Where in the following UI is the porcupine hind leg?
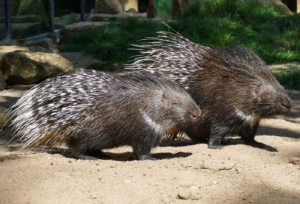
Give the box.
[67,137,111,160]
[239,122,268,149]
[208,124,230,149]
[239,122,259,143]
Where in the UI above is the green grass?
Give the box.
[60,0,300,89]
[61,18,166,65]
[272,70,300,90]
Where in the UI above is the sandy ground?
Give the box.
[0,53,299,204]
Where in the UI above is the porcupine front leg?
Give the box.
[132,144,157,160]
[208,124,230,149]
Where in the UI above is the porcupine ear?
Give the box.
[162,92,180,105]
[162,92,169,102]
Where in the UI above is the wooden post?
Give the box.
[5,0,12,39]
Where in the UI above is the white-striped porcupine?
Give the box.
[9,69,201,160]
[126,31,291,149]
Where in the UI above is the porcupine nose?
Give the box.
[280,96,292,114]
[188,106,201,121]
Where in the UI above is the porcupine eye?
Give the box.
[172,99,181,105]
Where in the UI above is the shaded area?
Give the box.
[258,125,300,138]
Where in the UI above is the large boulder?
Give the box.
[0,51,73,85]
[0,45,28,62]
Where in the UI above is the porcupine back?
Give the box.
[9,69,201,160]
[126,31,291,149]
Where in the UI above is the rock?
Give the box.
[0,46,28,61]
[87,14,130,22]
[27,46,53,53]
[201,159,236,171]
[63,22,111,32]
[0,152,19,162]
[289,157,300,165]
[51,160,58,165]
[260,0,294,15]
[26,38,59,54]
[54,14,76,27]
[0,39,28,46]
[94,0,122,14]
[12,22,42,39]
[0,51,73,85]
[94,0,139,14]
[177,189,201,200]
[11,15,40,23]
[0,72,7,91]
[124,0,138,12]
[0,107,9,128]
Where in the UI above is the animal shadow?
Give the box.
[223,138,278,152]
[32,147,193,161]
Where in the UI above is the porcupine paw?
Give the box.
[137,154,158,161]
[208,139,224,149]
[208,144,224,149]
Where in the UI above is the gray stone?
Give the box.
[0,51,73,85]
[64,22,111,32]
[26,38,59,54]
[87,14,130,22]
[0,71,7,91]
[12,22,42,39]
[11,15,40,23]
[55,14,76,27]
[27,46,53,53]
[177,189,201,200]
[94,0,122,14]
[201,159,236,171]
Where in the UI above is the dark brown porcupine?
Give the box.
[9,69,201,160]
[126,31,291,149]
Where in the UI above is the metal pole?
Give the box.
[5,0,12,39]
[80,0,85,21]
[122,0,125,13]
[48,0,55,39]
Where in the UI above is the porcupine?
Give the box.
[9,69,201,160]
[125,31,291,149]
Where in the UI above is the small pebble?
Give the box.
[289,157,300,165]
[201,159,236,171]
[51,160,58,165]
[177,189,201,200]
